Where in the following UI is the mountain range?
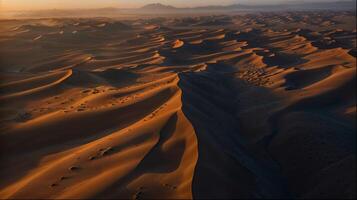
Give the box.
[140,1,356,11]
[2,1,356,18]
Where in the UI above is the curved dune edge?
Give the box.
[0,76,199,199]
[0,69,73,100]
[172,39,184,49]
[0,14,356,199]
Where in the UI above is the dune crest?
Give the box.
[172,39,184,49]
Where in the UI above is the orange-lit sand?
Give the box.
[0,11,356,199]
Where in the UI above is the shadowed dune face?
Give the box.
[0,11,356,199]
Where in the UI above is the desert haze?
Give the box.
[0,2,356,200]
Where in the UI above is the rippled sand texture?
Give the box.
[0,12,356,199]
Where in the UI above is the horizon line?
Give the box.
[2,0,356,12]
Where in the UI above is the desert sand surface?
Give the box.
[0,11,356,199]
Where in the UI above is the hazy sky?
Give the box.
[0,0,344,11]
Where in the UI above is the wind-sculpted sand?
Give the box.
[0,11,356,199]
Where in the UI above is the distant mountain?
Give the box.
[4,1,355,19]
[140,1,355,12]
[193,1,356,11]
[141,3,177,10]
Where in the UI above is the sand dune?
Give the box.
[0,11,356,199]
